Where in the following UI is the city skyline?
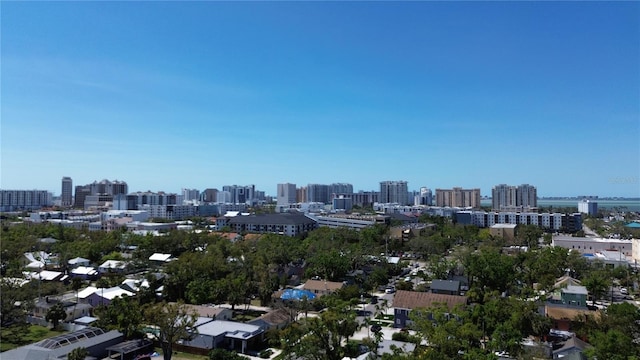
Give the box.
[2,2,638,198]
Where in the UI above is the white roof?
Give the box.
[99,287,134,300]
[99,260,127,269]
[77,286,98,299]
[195,318,263,338]
[149,253,172,262]
[68,257,91,265]
[71,267,98,276]
[36,270,63,281]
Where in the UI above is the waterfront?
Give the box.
[480,199,640,212]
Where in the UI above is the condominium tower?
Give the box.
[380,181,409,205]
[435,187,481,208]
[492,184,537,211]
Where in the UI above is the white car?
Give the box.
[620,288,629,295]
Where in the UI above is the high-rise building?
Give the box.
[296,186,307,203]
[182,188,201,202]
[435,187,481,208]
[74,179,128,209]
[277,183,297,205]
[415,187,433,206]
[492,184,537,211]
[202,188,219,203]
[380,181,409,205]
[578,199,598,216]
[222,185,255,205]
[307,184,330,203]
[329,183,354,197]
[61,177,73,207]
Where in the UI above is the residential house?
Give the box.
[31,298,92,324]
[98,260,129,274]
[392,290,468,328]
[181,318,264,355]
[81,286,134,307]
[553,336,591,360]
[67,257,91,268]
[248,308,292,331]
[545,285,600,331]
[430,280,461,296]
[70,266,99,280]
[181,304,233,321]
[302,279,346,297]
[149,253,174,264]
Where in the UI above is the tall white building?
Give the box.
[277,183,297,206]
[61,177,73,207]
[578,199,598,216]
[380,181,409,205]
[415,187,433,206]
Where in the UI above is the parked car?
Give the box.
[385,287,396,294]
[620,288,628,295]
[371,324,382,333]
[370,296,379,304]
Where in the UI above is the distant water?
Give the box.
[480,199,640,212]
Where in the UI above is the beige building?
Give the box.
[490,223,517,243]
[435,187,481,208]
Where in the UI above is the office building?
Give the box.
[332,195,353,211]
[0,190,53,212]
[307,184,330,203]
[74,179,128,209]
[380,181,409,205]
[277,183,297,206]
[351,191,379,207]
[435,187,481,208]
[61,177,73,207]
[492,184,537,211]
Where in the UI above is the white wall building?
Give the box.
[277,183,297,206]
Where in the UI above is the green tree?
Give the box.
[411,303,482,359]
[68,347,89,360]
[144,302,198,360]
[45,302,67,330]
[94,296,143,339]
[281,302,359,360]
[583,273,609,306]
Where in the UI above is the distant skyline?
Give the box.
[2,2,639,198]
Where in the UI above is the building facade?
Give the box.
[435,187,481,208]
[277,183,297,206]
[307,184,330,203]
[380,181,409,205]
[61,177,73,207]
[0,190,53,212]
[577,200,598,216]
[455,211,582,233]
[491,184,537,211]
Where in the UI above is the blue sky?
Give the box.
[2,2,639,198]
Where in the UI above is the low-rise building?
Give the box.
[227,213,316,236]
[302,279,346,297]
[392,290,468,328]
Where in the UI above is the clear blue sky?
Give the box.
[2,2,639,198]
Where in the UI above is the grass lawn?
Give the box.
[232,309,266,322]
[0,325,66,352]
